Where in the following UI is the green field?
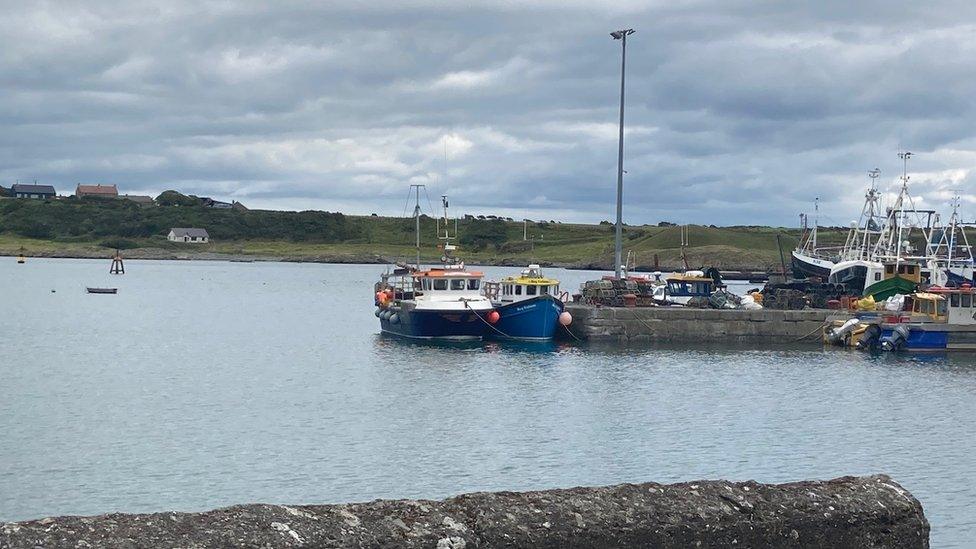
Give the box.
[0,196,850,270]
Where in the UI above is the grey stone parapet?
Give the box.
[0,475,927,548]
[563,303,851,342]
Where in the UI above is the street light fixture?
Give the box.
[611,28,634,279]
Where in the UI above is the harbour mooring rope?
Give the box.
[561,322,582,342]
[794,322,830,342]
[463,300,512,339]
[628,307,659,332]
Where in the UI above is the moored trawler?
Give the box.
[483,264,569,340]
[376,264,493,340]
[373,191,494,341]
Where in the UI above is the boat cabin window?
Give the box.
[467,279,480,290]
[938,300,948,316]
[951,293,960,308]
[450,279,466,290]
[886,265,895,275]
[669,280,711,295]
[962,293,972,308]
[540,285,549,295]
[527,285,537,296]
[874,272,882,281]
[515,285,522,295]
[433,279,448,291]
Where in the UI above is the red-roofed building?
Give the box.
[75,184,118,198]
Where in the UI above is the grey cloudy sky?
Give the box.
[3,0,976,226]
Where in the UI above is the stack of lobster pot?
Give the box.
[761,288,809,310]
[580,278,659,307]
[761,281,850,310]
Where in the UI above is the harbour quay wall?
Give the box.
[0,475,928,548]
[564,303,848,343]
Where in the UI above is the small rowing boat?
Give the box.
[86,287,118,294]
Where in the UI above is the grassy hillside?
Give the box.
[0,197,849,270]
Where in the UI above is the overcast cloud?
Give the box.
[2,0,976,226]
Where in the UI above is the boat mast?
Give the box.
[948,196,957,262]
[946,193,972,263]
[409,184,425,268]
[894,151,912,263]
[846,168,882,261]
[812,197,819,250]
[873,152,912,261]
[438,195,459,264]
[861,168,881,259]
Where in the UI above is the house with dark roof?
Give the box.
[120,194,155,207]
[201,197,234,209]
[12,183,57,199]
[167,228,210,243]
[75,184,118,198]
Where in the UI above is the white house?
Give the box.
[168,228,210,243]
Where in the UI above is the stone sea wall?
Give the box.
[564,303,847,342]
[0,475,928,548]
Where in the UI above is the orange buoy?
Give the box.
[487,311,500,324]
[559,311,573,326]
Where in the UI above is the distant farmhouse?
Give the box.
[202,197,233,209]
[76,184,118,198]
[196,196,248,211]
[120,194,154,207]
[11,183,57,199]
[168,228,210,243]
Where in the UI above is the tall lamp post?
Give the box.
[611,28,634,279]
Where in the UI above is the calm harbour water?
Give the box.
[1,258,974,547]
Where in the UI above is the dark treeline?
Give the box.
[0,197,355,243]
[0,196,518,250]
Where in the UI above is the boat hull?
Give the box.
[491,296,564,340]
[791,250,834,279]
[379,305,488,340]
[879,325,948,351]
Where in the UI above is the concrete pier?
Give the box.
[565,303,847,343]
[0,475,927,548]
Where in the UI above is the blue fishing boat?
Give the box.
[376,264,493,341]
[483,265,569,340]
[374,192,494,341]
[845,287,976,352]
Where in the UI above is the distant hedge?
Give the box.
[0,198,358,242]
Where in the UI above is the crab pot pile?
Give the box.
[580,279,658,307]
[762,282,850,310]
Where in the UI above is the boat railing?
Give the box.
[807,245,844,260]
[482,281,501,301]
